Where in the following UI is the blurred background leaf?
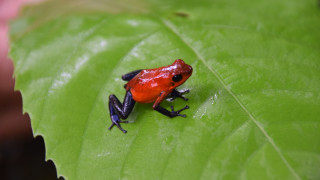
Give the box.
[9,0,320,179]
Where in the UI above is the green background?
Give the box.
[10,0,320,179]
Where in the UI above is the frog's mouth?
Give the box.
[187,65,193,75]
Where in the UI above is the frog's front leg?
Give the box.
[153,91,189,118]
[108,90,135,133]
[166,89,190,102]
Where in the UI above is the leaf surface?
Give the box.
[10,0,320,179]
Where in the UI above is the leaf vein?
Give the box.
[117,33,156,179]
[75,33,154,178]
[35,19,108,133]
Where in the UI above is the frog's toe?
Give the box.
[170,105,189,117]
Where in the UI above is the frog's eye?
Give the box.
[172,74,182,82]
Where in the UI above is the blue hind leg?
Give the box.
[108,90,135,133]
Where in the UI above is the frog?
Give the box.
[108,59,193,133]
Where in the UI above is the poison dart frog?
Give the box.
[108,59,193,133]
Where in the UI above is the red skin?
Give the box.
[125,59,193,108]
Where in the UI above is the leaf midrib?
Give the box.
[160,18,301,180]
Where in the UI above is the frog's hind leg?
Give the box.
[108,90,135,133]
[121,69,142,81]
[108,107,128,133]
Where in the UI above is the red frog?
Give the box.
[108,59,193,133]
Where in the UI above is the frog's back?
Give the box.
[125,68,173,103]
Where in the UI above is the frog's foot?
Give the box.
[108,115,128,133]
[167,89,190,102]
[170,105,189,117]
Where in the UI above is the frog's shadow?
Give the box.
[127,103,150,124]
[126,81,214,125]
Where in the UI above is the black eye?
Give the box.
[172,74,182,82]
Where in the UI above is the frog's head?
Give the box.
[169,59,193,88]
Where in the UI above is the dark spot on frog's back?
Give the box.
[174,12,189,18]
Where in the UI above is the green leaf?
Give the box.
[10,0,320,179]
